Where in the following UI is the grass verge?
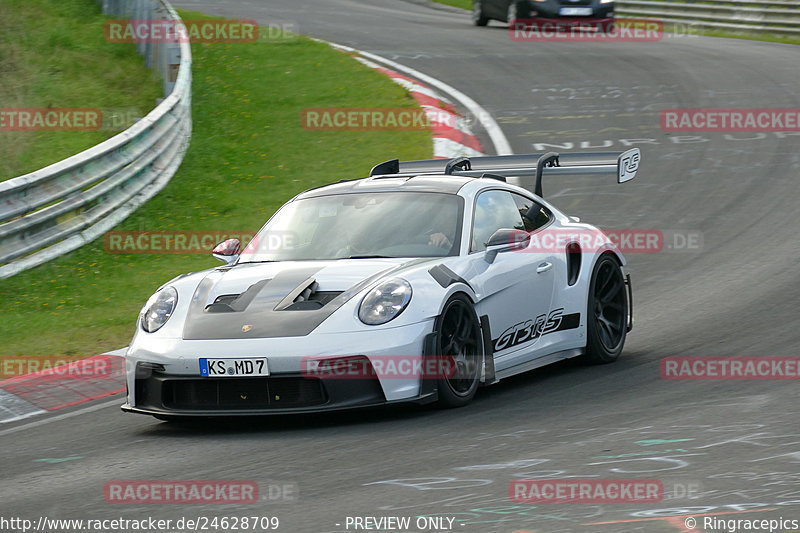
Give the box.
[0,0,162,181]
[434,0,472,9]
[668,26,800,46]
[0,10,431,356]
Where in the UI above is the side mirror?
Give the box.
[484,228,530,263]
[212,238,241,265]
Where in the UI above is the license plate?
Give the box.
[199,358,269,377]
[559,7,594,15]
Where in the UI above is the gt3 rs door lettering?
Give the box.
[495,309,561,352]
[493,309,579,352]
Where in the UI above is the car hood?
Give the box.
[181,258,426,340]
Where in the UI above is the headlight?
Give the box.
[600,0,614,4]
[140,286,178,333]
[358,279,412,325]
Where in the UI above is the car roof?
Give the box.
[295,175,477,199]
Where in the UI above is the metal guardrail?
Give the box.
[616,0,800,36]
[0,0,192,279]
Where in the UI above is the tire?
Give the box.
[507,1,530,24]
[434,294,483,407]
[583,254,628,364]
[473,0,489,26]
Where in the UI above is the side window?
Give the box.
[470,190,525,252]
[512,193,551,232]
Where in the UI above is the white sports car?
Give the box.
[122,150,639,418]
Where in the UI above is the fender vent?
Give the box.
[566,242,581,286]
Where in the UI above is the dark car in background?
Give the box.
[473,0,614,26]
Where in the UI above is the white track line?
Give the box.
[0,389,46,424]
[324,41,513,156]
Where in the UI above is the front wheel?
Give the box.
[434,294,483,407]
[473,0,489,26]
[583,254,628,364]
[507,1,530,24]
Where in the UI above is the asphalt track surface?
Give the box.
[3,1,800,532]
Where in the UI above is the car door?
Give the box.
[464,189,557,364]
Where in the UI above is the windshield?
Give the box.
[239,191,463,262]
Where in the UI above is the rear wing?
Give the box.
[369,149,640,197]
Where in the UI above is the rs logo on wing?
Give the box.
[619,151,640,182]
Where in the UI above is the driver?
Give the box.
[336,223,378,257]
[426,201,458,253]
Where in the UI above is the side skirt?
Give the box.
[494,348,583,381]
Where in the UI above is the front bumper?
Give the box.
[122,369,438,417]
[527,0,614,18]
[122,320,438,416]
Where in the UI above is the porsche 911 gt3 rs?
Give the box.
[122,150,639,418]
